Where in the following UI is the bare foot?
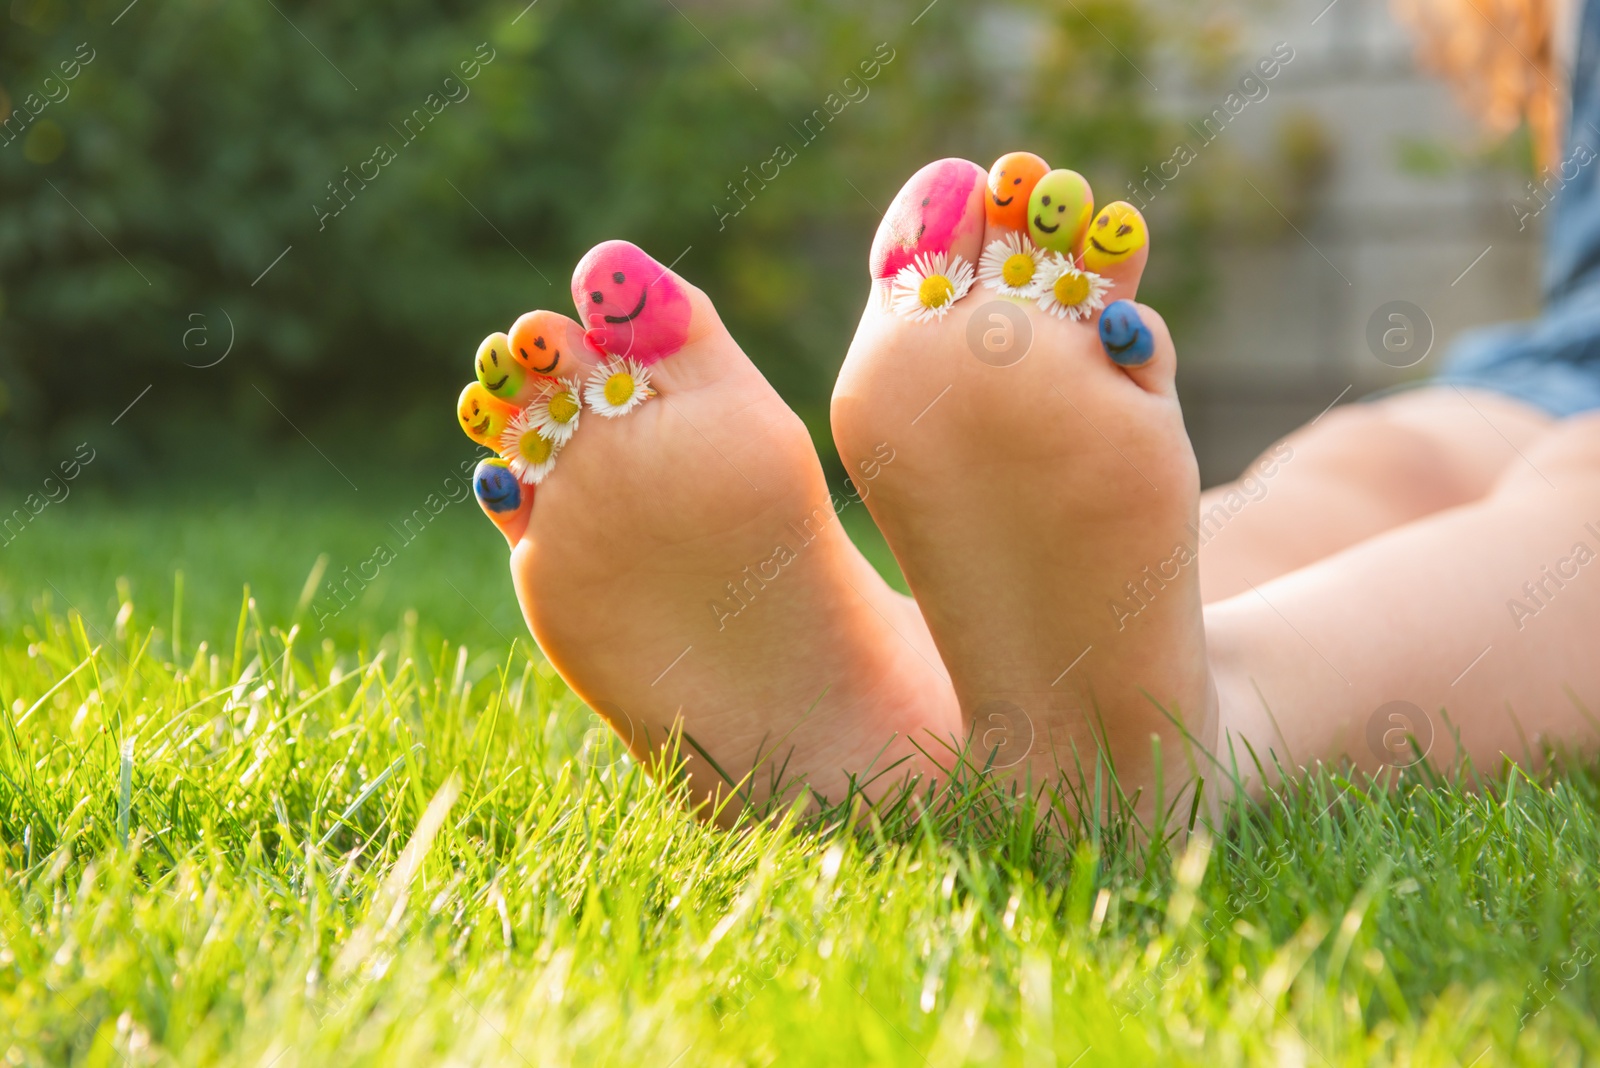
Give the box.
[832,156,1217,818]
[457,241,961,816]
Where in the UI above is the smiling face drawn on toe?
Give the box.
[985,152,1049,232]
[457,382,517,447]
[571,241,692,365]
[1098,299,1155,366]
[509,310,574,378]
[475,332,524,400]
[603,283,648,324]
[1026,169,1094,254]
[1080,202,1147,273]
[473,458,523,514]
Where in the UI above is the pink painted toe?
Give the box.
[570,240,693,365]
[868,158,987,285]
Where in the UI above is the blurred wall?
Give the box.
[1175,0,1545,485]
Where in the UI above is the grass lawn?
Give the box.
[2,469,1599,1065]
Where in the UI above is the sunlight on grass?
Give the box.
[3,579,1599,1064]
[1,484,1597,1063]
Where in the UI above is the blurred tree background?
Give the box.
[0,0,1252,486]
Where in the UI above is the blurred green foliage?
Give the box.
[1,0,1240,481]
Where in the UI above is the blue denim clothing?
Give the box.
[1434,0,1600,416]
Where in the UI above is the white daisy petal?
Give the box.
[499,408,561,484]
[584,357,655,418]
[1035,256,1111,322]
[887,251,976,323]
[976,232,1046,298]
[529,380,583,443]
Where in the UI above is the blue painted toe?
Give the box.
[474,459,522,513]
[1098,300,1154,367]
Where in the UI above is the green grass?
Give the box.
[2,481,1599,1065]
[0,458,907,654]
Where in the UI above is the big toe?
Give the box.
[570,240,746,393]
[868,158,989,292]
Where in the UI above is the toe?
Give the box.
[1079,200,1149,304]
[571,240,696,365]
[456,382,519,449]
[868,158,988,292]
[984,151,1050,240]
[1098,299,1176,394]
[570,239,753,393]
[473,457,533,547]
[1026,167,1095,257]
[474,332,525,406]
[507,310,597,404]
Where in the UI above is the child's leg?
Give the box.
[1211,412,1600,787]
[1197,387,1553,601]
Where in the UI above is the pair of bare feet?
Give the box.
[455,153,1216,821]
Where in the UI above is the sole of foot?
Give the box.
[832,155,1218,823]
[457,240,961,819]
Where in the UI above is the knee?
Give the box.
[1498,413,1600,491]
[1286,403,1468,509]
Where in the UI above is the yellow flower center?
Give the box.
[1001,254,1035,288]
[518,431,554,464]
[917,274,955,309]
[1054,271,1090,307]
[548,391,580,423]
[604,373,636,407]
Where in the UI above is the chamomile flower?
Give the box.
[1036,257,1110,322]
[584,357,655,418]
[888,252,975,322]
[977,232,1047,297]
[530,380,582,444]
[499,408,561,485]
